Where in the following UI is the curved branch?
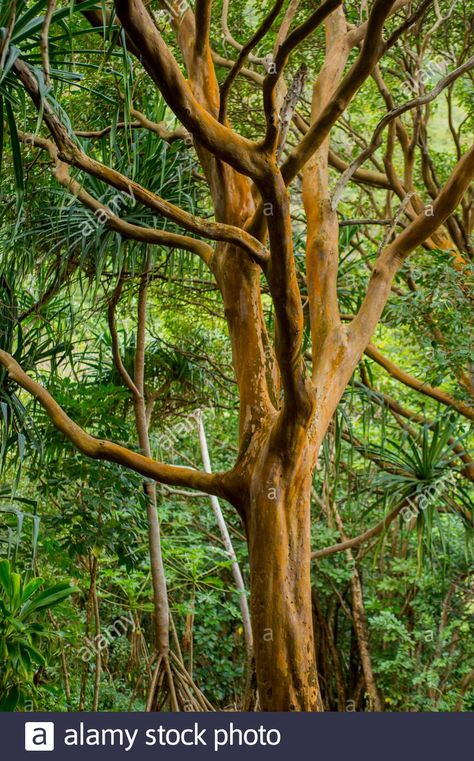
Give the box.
[107,279,140,397]
[11,56,266,261]
[328,147,391,189]
[220,0,267,65]
[0,350,226,497]
[219,0,286,124]
[365,344,474,421]
[12,54,259,259]
[76,112,188,143]
[351,144,474,350]
[72,149,268,262]
[20,132,214,264]
[273,0,301,51]
[311,503,404,560]
[114,0,262,179]
[212,50,264,85]
[126,103,189,142]
[281,0,397,182]
[75,121,145,139]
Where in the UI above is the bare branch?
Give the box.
[364,344,474,421]
[219,0,286,124]
[273,0,301,51]
[194,0,213,57]
[40,0,56,87]
[115,0,262,179]
[220,0,266,65]
[107,279,141,398]
[11,57,267,261]
[281,0,397,182]
[332,56,474,210]
[277,63,307,160]
[77,112,188,143]
[311,503,404,559]
[72,149,268,262]
[0,350,226,497]
[260,171,312,418]
[212,50,264,85]
[134,255,151,396]
[20,132,214,264]
[351,144,474,349]
[262,0,343,152]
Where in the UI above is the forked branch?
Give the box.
[20,133,214,264]
[12,59,268,262]
[351,144,474,350]
[332,56,474,210]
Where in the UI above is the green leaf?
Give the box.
[23,642,45,667]
[21,577,44,605]
[20,582,77,618]
[0,559,11,600]
[10,572,22,609]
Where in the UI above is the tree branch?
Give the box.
[364,344,474,421]
[351,144,474,349]
[219,0,286,124]
[281,0,397,182]
[303,8,348,371]
[114,0,263,179]
[355,378,474,483]
[260,170,312,418]
[107,279,140,397]
[0,349,226,497]
[332,56,474,210]
[40,0,56,88]
[194,0,213,58]
[212,50,264,85]
[77,111,188,143]
[20,132,214,264]
[134,254,151,396]
[11,57,266,261]
[311,503,404,559]
[262,0,343,153]
[220,0,267,65]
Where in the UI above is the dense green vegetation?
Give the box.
[0,0,473,712]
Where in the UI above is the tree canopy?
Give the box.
[0,0,473,712]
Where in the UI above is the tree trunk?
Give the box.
[134,395,170,657]
[246,442,323,711]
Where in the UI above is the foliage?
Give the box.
[0,558,76,710]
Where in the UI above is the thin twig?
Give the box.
[40,0,56,87]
